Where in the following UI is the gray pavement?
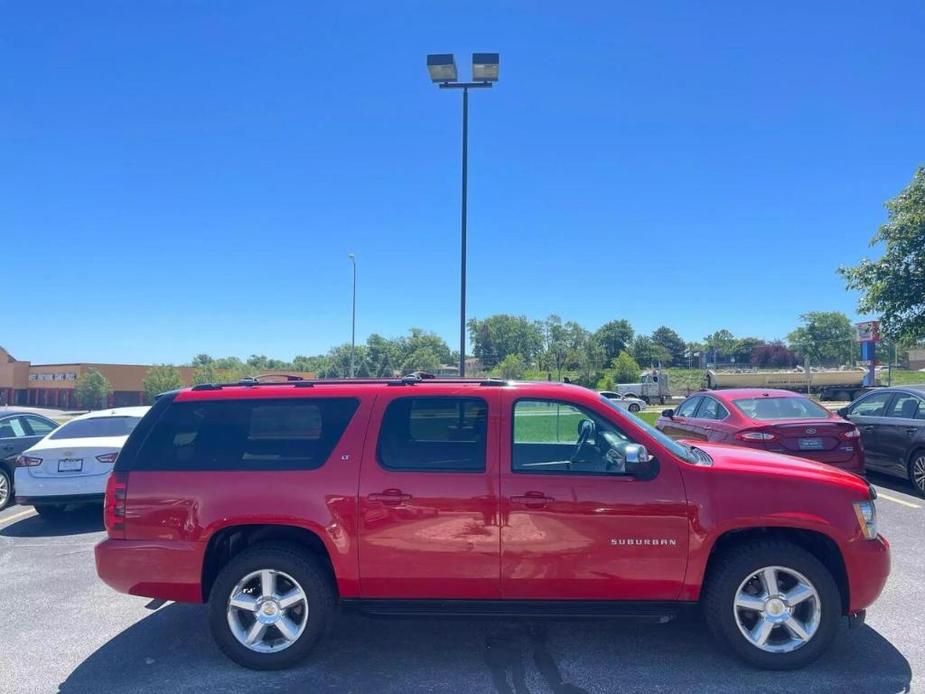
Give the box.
[0,472,920,694]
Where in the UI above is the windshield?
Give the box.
[599,395,697,463]
[733,397,830,421]
[49,416,143,440]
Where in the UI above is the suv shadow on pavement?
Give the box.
[58,605,911,694]
[0,506,104,538]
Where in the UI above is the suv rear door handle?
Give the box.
[511,492,554,508]
[907,428,918,436]
[368,490,412,506]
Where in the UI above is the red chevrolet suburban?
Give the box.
[95,377,889,671]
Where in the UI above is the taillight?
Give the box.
[736,431,776,441]
[96,452,119,464]
[842,428,861,439]
[16,455,43,467]
[104,471,129,539]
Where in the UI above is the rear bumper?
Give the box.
[13,469,108,499]
[844,535,890,614]
[16,493,102,506]
[94,538,206,603]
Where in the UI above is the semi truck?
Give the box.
[703,368,872,401]
[614,370,671,404]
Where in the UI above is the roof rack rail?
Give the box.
[189,376,508,391]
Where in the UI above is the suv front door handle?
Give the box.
[368,490,412,506]
[511,491,554,508]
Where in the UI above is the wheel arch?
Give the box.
[702,527,850,614]
[201,524,337,602]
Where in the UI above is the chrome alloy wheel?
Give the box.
[733,566,821,654]
[912,454,925,494]
[0,472,9,508]
[226,569,309,653]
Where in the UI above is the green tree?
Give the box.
[650,326,686,366]
[611,351,642,383]
[840,167,925,341]
[143,364,184,403]
[467,315,544,369]
[731,337,765,365]
[400,347,441,374]
[593,320,635,364]
[365,333,401,377]
[75,369,112,410]
[704,329,736,362]
[787,312,855,366]
[191,353,213,367]
[629,335,669,367]
[492,353,526,380]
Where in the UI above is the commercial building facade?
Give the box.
[0,347,314,409]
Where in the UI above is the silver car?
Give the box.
[599,391,646,413]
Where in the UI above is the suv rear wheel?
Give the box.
[208,543,335,670]
[702,541,841,669]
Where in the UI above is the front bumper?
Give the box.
[95,538,206,603]
[845,534,891,614]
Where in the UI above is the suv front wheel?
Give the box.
[702,540,841,669]
[208,543,335,670]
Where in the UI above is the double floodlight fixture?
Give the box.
[427,53,500,86]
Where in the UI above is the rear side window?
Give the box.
[50,416,142,440]
[886,394,923,420]
[378,397,488,472]
[696,398,728,420]
[133,398,359,471]
[24,416,57,436]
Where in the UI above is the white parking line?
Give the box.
[875,491,922,509]
[0,508,36,528]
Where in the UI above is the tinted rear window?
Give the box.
[50,416,142,440]
[378,397,488,472]
[732,397,829,420]
[132,398,358,471]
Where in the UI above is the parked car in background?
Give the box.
[599,391,646,413]
[96,378,888,671]
[0,409,59,510]
[838,386,925,496]
[15,406,149,517]
[657,389,863,475]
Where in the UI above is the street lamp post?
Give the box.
[348,253,356,378]
[427,53,499,378]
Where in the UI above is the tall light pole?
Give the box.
[348,253,356,378]
[427,53,499,377]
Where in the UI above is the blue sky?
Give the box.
[3,1,924,365]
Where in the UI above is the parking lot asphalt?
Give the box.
[0,472,920,694]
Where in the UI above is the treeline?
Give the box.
[168,310,872,393]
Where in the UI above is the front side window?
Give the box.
[50,416,143,440]
[134,398,359,471]
[513,399,643,475]
[378,397,487,472]
[847,392,894,418]
[675,397,702,418]
[733,397,829,420]
[24,416,57,436]
[886,394,923,420]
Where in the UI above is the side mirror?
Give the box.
[662,409,675,419]
[837,407,850,418]
[624,444,656,478]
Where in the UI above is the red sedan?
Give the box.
[657,388,863,474]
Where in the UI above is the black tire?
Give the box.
[0,466,12,511]
[34,504,68,519]
[702,540,841,670]
[628,403,641,413]
[208,542,335,670]
[908,449,925,497]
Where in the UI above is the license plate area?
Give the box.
[798,437,823,451]
[58,458,83,472]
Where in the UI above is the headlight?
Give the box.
[853,500,878,540]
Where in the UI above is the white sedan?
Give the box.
[14,406,149,518]
[599,391,647,413]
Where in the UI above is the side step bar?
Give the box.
[340,599,695,623]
